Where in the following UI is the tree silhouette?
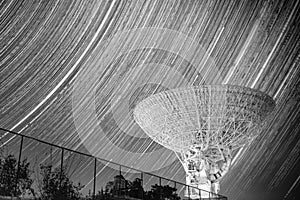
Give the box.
[128,178,144,199]
[0,154,34,197]
[145,184,181,200]
[39,164,83,200]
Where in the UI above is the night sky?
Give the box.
[1,0,300,199]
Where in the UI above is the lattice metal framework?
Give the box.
[134,84,275,198]
[134,85,275,155]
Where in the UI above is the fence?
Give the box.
[0,127,227,200]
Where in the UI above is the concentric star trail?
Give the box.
[1,0,300,199]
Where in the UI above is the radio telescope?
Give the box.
[134,85,275,199]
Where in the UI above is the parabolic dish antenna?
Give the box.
[134,84,275,199]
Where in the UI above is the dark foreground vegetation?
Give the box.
[0,154,181,200]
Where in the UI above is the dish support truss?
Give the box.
[175,145,231,199]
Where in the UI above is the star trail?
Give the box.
[1,0,300,199]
